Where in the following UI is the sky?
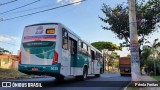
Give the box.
[0,0,159,56]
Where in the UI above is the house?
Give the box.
[0,54,19,69]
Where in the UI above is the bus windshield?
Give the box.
[23,41,54,47]
[23,41,55,59]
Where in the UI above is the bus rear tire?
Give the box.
[120,74,125,76]
[95,74,100,77]
[76,67,87,81]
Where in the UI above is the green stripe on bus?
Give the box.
[18,63,61,73]
[70,54,89,67]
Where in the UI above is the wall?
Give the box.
[0,54,19,69]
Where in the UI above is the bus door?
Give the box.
[91,50,95,74]
[61,28,70,76]
[69,37,77,75]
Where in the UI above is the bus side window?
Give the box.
[88,47,91,57]
[62,28,68,49]
[69,37,77,55]
[82,43,88,56]
[97,53,100,61]
[81,42,83,48]
[78,40,81,53]
[91,50,95,60]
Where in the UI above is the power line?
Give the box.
[0,0,18,6]
[0,0,41,15]
[0,0,87,22]
[1,3,54,15]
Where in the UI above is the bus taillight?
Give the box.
[19,51,21,64]
[52,51,58,65]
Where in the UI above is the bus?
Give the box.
[18,23,103,80]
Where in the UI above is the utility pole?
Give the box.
[129,0,141,81]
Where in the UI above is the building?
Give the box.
[0,54,19,69]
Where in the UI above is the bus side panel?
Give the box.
[54,26,62,65]
[60,49,71,76]
[88,58,92,75]
[75,54,89,75]
[74,67,83,76]
[94,60,100,74]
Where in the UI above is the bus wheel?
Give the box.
[95,74,100,77]
[100,68,103,74]
[76,67,87,81]
[120,74,124,76]
[83,67,87,80]
[95,69,100,77]
[55,76,64,81]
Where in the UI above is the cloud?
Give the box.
[57,0,81,5]
[0,35,18,43]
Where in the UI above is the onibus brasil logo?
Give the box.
[1,82,42,87]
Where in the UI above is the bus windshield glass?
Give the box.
[22,41,55,59]
[23,41,54,47]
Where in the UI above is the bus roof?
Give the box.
[25,23,59,27]
[25,22,102,54]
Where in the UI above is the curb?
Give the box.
[0,76,49,81]
[121,81,131,90]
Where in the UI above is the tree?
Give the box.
[141,47,151,67]
[112,59,119,68]
[99,0,160,58]
[145,38,160,58]
[91,41,121,51]
[91,41,121,71]
[0,48,11,54]
[104,51,119,71]
[142,38,160,75]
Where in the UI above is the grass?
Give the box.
[126,87,139,90]
[126,82,139,90]
[0,68,46,80]
[151,76,160,81]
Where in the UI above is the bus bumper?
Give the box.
[18,64,63,77]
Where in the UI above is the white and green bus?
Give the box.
[18,23,103,80]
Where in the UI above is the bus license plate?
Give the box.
[32,68,39,71]
[125,69,128,71]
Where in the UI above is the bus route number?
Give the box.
[51,67,58,71]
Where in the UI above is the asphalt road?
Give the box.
[0,73,131,90]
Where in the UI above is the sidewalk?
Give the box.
[125,71,160,90]
[139,68,160,90]
[139,75,160,90]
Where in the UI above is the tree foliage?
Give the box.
[99,0,160,47]
[145,38,160,57]
[91,41,121,51]
[141,38,160,67]
[0,48,11,54]
[105,51,119,71]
